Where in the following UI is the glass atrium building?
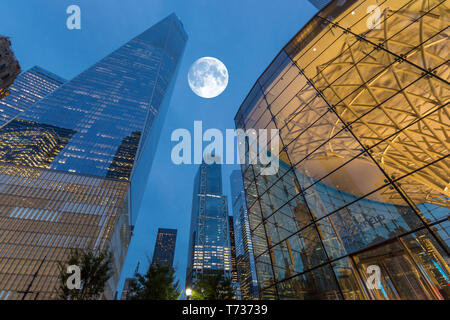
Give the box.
[235,0,449,300]
[0,14,187,299]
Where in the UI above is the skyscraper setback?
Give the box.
[152,228,177,267]
[0,14,187,300]
[186,160,232,290]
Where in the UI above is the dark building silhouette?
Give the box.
[152,228,177,267]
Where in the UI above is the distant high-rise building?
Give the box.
[0,14,187,300]
[0,66,66,127]
[152,228,177,267]
[230,170,259,300]
[186,161,232,289]
[0,36,21,99]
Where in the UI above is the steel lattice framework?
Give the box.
[281,0,449,208]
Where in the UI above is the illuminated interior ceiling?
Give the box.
[279,0,449,207]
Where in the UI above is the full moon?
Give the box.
[188,57,228,98]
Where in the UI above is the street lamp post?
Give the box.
[185,288,192,300]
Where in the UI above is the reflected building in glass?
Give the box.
[0,14,187,300]
[151,228,177,267]
[235,0,449,300]
[186,160,232,289]
[230,170,259,300]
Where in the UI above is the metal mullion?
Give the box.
[257,71,344,299]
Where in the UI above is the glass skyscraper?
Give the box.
[230,170,259,300]
[151,228,177,267]
[0,13,187,300]
[186,161,232,289]
[235,0,449,299]
[0,66,66,127]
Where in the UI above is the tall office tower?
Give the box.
[0,36,21,99]
[151,228,177,267]
[0,66,66,127]
[230,170,259,300]
[235,0,449,300]
[186,161,232,290]
[0,14,187,300]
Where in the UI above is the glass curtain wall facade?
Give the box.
[0,66,66,127]
[235,0,449,300]
[151,228,177,267]
[0,14,187,300]
[230,170,259,299]
[186,162,232,289]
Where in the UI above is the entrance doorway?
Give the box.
[351,238,446,300]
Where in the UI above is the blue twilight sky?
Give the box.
[1,0,317,296]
